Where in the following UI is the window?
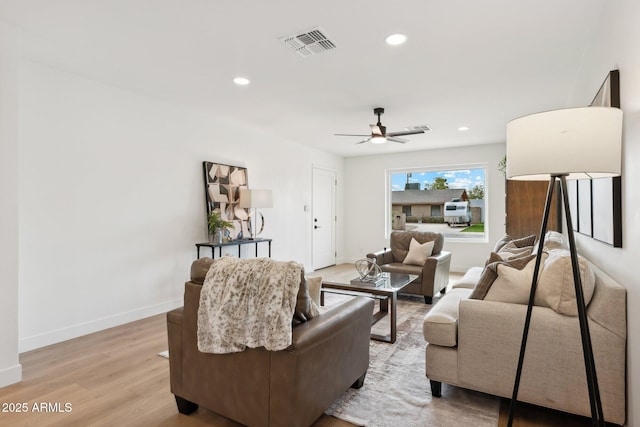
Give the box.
[387,166,486,240]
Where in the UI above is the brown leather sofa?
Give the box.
[367,230,451,304]
[166,259,374,427]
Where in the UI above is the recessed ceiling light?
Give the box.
[458,126,470,131]
[233,77,250,86]
[385,34,407,46]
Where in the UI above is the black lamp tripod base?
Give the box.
[507,174,604,426]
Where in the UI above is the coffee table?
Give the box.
[320,272,418,344]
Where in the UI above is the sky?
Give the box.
[391,168,485,192]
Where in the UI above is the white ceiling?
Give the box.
[0,0,607,157]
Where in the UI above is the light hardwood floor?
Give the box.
[0,264,591,426]
[0,266,362,427]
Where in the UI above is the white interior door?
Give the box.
[312,167,336,270]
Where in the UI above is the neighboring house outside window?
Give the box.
[388,167,486,240]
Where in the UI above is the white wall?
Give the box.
[16,60,342,352]
[343,143,506,271]
[0,21,22,387]
[567,1,640,424]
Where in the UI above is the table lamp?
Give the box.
[505,106,622,426]
[239,189,273,240]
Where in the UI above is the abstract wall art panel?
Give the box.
[202,161,249,239]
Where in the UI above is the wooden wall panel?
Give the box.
[506,180,562,239]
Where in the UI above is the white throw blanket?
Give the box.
[197,257,303,354]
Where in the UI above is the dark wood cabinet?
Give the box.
[506,180,562,238]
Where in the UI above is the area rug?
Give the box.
[324,294,501,427]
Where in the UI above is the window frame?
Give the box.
[385,163,489,243]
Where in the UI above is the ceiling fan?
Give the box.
[334,107,425,144]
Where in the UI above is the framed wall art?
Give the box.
[567,179,578,232]
[577,179,592,237]
[202,161,250,239]
[569,70,622,247]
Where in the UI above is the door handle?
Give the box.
[314,225,321,229]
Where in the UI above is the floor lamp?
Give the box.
[505,106,623,426]
[239,189,273,240]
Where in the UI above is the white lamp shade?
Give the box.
[239,189,273,208]
[506,107,622,180]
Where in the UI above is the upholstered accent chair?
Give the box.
[166,258,374,427]
[367,230,451,304]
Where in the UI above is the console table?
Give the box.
[195,238,272,259]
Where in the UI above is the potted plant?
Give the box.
[207,211,233,244]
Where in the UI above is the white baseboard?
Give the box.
[0,363,22,388]
[19,298,182,353]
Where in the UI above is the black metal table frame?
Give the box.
[195,238,272,259]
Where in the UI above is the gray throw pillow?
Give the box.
[493,234,536,253]
[512,234,537,248]
[493,235,513,253]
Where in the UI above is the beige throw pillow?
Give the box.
[536,249,595,316]
[306,276,322,307]
[403,238,434,266]
[484,253,547,305]
[471,254,537,300]
[482,249,595,316]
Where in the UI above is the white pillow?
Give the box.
[403,238,434,266]
[533,230,567,254]
[544,231,567,250]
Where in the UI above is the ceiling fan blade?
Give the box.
[355,137,372,145]
[334,133,371,137]
[387,136,408,144]
[370,124,385,136]
[387,129,425,137]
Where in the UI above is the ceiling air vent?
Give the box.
[407,125,432,132]
[280,27,336,58]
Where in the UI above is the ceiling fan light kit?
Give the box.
[334,107,426,145]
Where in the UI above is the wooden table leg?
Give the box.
[390,293,397,343]
[371,292,397,344]
[379,296,389,313]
